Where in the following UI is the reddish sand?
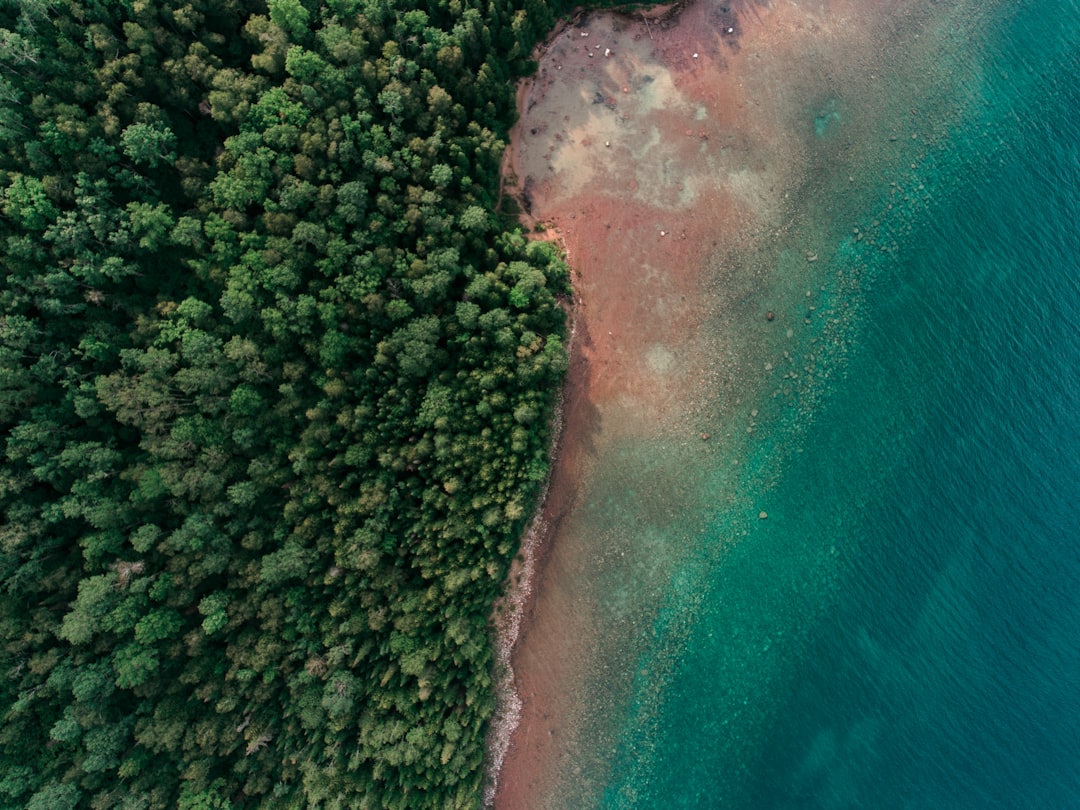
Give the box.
[489,5,777,802]
[487,0,925,805]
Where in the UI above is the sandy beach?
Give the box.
[486,0,937,805]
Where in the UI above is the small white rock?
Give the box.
[692,53,699,59]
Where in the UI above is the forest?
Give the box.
[0,0,584,806]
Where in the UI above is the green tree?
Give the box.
[121,122,178,168]
[268,0,311,41]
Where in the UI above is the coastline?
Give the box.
[485,8,613,800]
[483,286,583,807]
[486,2,745,803]
[484,0,940,803]
[484,24,583,802]
[484,2,765,804]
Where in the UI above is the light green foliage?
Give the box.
[197,592,229,635]
[59,574,116,645]
[268,0,311,40]
[126,201,176,250]
[2,174,56,229]
[26,783,81,810]
[121,122,177,167]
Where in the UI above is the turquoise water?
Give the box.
[597,0,1080,806]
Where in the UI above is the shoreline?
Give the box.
[485,1,732,802]
[484,0,920,801]
[484,1,737,803]
[483,0,993,803]
[483,296,581,807]
[484,10,600,802]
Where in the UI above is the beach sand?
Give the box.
[487,0,950,805]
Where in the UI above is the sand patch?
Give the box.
[645,343,676,373]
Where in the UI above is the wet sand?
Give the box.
[488,0,952,806]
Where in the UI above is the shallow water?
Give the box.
[498,0,1080,806]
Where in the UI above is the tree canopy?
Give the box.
[0,0,580,806]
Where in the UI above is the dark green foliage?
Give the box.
[0,0,577,806]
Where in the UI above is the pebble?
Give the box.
[759,511,768,520]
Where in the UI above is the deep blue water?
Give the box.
[597,0,1080,806]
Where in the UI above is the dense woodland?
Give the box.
[0,0,584,806]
